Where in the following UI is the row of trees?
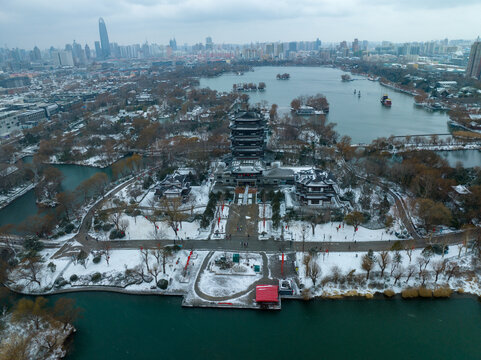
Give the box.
[301,240,474,293]
[0,293,82,360]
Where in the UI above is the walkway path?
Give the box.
[225,204,259,242]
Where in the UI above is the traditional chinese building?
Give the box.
[294,169,340,207]
[216,109,268,187]
[155,171,191,200]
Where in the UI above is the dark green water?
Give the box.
[56,293,481,360]
[0,161,111,227]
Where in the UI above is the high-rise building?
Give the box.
[466,39,481,80]
[52,50,74,67]
[94,41,102,58]
[85,44,91,60]
[352,38,360,54]
[169,38,177,51]
[72,41,85,65]
[206,36,213,51]
[98,17,111,58]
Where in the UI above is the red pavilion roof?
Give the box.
[256,285,279,303]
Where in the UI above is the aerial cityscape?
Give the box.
[1,1,481,359]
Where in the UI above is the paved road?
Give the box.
[68,230,473,254]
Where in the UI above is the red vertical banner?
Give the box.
[185,251,193,271]
[281,253,284,275]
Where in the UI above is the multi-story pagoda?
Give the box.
[229,110,266,162]
[215,109,267,188]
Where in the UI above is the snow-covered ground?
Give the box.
[0,182,35,210]
[121,215,210,240]
[0,313,73,360]
[212,204,230,239]
[9,247,208,294]
[296,247,481,297]
[197,252,263,297]
[285,221,403,242]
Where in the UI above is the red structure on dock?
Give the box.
[255,285,279,303]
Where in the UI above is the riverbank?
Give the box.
[0,182,35,210]
[7,243,481,311]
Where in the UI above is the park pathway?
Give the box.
[193,251,272,302]
[225,204,259,242]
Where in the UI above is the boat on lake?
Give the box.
[381,94,392,107]
[293,105,324,116]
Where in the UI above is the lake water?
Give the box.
[0,161,111,227]
[200,66,450,144]
[58,292,481,360]
[438,150,481,168]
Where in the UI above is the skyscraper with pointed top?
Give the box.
[98,17,111,59]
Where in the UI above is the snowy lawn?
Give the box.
[286,221,404,242]
[296,246,481,297]
[109,215,210,240]
[10,248,208,294]
[198,252,263,297]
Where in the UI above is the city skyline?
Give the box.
[1,0,481,49]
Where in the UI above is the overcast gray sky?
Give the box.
[1,0,480,49]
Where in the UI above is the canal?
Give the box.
[56,292,481,360]
[0,160,112,227]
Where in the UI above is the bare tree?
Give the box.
[131,264,150,282]
[361,254,374,280]
[37,331,60,353]
[309,261,321,286]
[160,197,187,237]
[457,244,463,258]
[119,219,129,234]
[393,266,404,285]
[151,244,172,274]
[444,262,459,281]
[303,254,311,278]
[109,206,126,231]
[140,247,150,272]
[416,256,430,277]
[331,265,342,283]
[405,243,414,263]
[148,263,162,284]
[405,265,416,284]
[377,251,391,278]
[18,256,43,285]
[102,242,111,266]
[420,269,430,286]
[432,260,446,283]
